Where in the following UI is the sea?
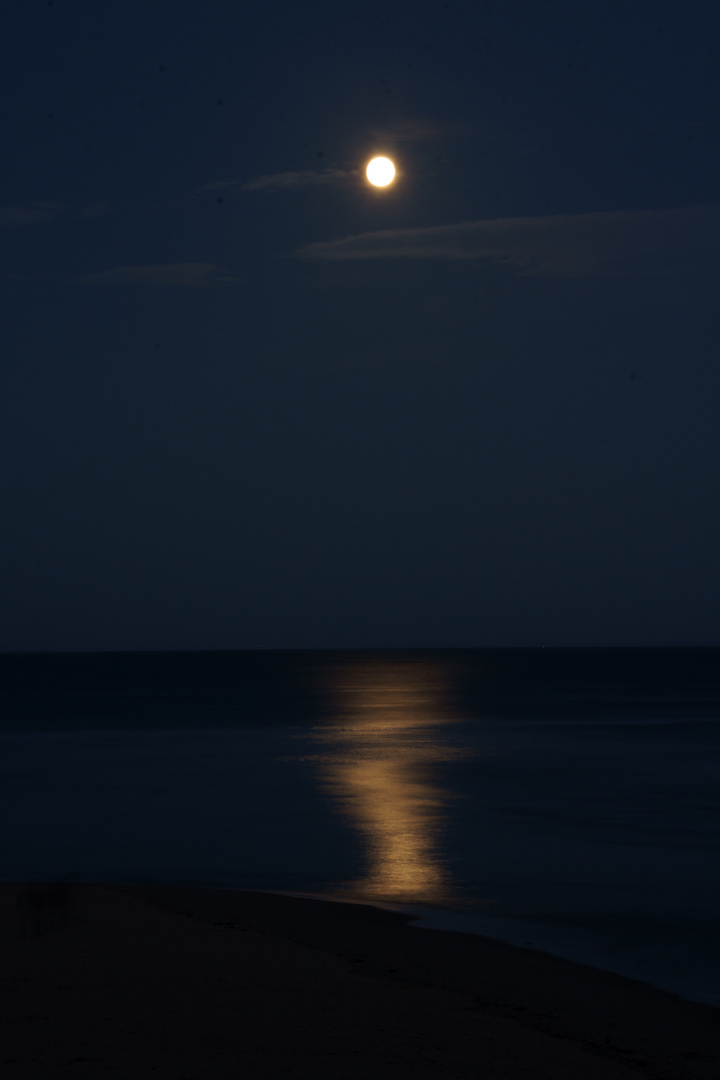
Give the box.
[1,648,718,1008]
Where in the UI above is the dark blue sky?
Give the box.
[2,0,719,650]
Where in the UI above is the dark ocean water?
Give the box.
[1,648,719,1007]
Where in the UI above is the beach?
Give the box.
[3,882,718,1079]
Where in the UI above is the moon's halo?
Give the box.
[366,156,396,187]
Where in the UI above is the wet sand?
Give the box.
[2,882,718,1079]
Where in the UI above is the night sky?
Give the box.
[2,1,719,651]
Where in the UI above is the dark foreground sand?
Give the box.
[2,883,718,1079]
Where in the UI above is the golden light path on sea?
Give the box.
[310,660,463,905]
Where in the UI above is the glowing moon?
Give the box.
[366,156,395,187]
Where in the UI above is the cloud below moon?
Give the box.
[81,263,243,288]
[239,168,356,192]
[295,205,720,278]
[0,203,66,227]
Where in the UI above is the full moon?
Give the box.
[366,156,395,187]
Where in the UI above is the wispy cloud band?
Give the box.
[81,263,242,287]
[296,205,720,277]
[0,203,65,228]
[240,168,355,192]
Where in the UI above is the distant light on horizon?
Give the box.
[366,156,395,187]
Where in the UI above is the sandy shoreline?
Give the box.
[2,882,718,1079]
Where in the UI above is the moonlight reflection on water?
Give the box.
[310,661,464,905]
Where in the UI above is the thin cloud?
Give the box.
[1,201,114,226]
[295,205,720,277]
[203,180,239,192]
[240,168,355,192]
[79,201,114,218]
[0,202,65,228]
[368,118,473,143]
[81,263,243,287]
